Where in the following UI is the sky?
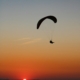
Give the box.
[0,0,80,79]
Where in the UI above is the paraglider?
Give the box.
[50,40,54,44]
[37,15,57,44]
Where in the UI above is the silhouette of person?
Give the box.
[50,40,54,44]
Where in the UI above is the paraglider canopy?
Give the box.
[37,15,57,29]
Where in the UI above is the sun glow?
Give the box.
[23,79,27,80]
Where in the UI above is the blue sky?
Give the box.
[0,0,80,41]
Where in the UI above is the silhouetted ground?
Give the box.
[0,78,80,80]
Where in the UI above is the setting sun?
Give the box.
[23,79,27,80]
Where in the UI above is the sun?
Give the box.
[23,79,27,80]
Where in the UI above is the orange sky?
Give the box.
[0,40,80,79]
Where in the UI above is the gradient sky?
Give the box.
[0,0,80,79]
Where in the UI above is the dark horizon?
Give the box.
[0,76,80,80]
